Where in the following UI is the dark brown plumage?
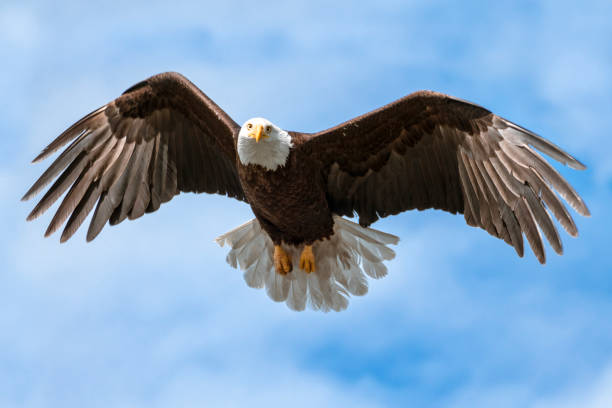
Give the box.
[238,136,334,246]
[23,72,246,243]
[23,71,589,267]
[300,91,590,263]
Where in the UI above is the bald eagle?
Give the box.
[23,72,589,311]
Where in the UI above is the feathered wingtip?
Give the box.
[215,216,399,312]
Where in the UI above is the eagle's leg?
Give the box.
[274,245,292,275]
[299,245,316,273]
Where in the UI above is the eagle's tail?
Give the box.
[215,216,399,312]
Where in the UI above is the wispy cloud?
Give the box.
[2,1,611,407]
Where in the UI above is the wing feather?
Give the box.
[457,152,480,227]
[61,182,102,243]
[23,123,110,201]
[32,106,107,163]
[26,152,89,221]
[44,133,116,237]
[24,72,246,241]
[301,91,588,263]
[515,197,545,263]
[499,141,589,216]
[129,137,155,220]
[87,140,135,241]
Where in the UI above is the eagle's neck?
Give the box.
[237,130,293,171]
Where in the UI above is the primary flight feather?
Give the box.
[23,72,589,311]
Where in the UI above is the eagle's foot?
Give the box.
[274,245,292,275]
[299,245,316,273]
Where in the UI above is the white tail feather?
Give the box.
[215,216,399,312]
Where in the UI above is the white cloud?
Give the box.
[534,364,612,408]
[442,362,612,408]
[0,4,41,50]
[147,365,385,408]
[2,1,611,407]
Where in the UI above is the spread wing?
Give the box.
[23,72,246,242]
[301,91,590,263]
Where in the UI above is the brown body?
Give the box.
[238,133,333,245]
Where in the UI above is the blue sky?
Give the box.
[1,0,611,406]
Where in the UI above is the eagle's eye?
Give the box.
[265,126,271,133]
[247,123,253,130]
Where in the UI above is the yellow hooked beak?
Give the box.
[249,124,267,142]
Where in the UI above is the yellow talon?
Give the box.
[299,245,316,273]
[274,245,292,275]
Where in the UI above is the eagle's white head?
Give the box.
[237,117,293,171]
